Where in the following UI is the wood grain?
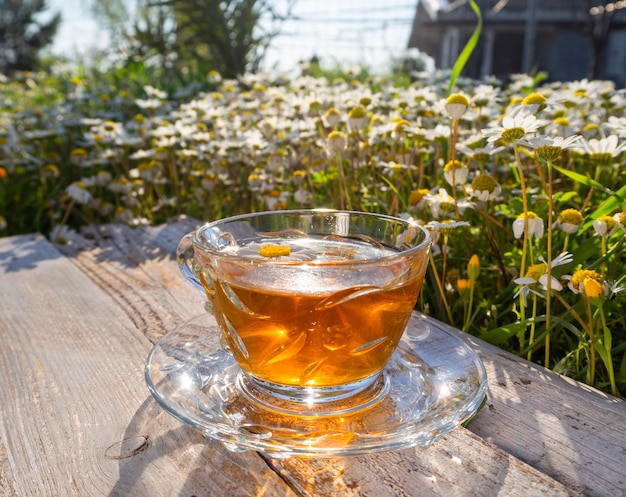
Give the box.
[0,233,296,497]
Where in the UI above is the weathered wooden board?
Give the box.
[0,233,297,497]
[2,220,624,497]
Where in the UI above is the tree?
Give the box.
[0,0,61,74]
[92,0,296,79]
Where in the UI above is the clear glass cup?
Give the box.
[177,209,431,415]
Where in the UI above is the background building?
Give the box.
[408,0,626,85]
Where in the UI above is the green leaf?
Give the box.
[589,183,626,219]
[552,165,612,194]
[481,321,527,345]
[447,0,482,96]
[553,190,580,207]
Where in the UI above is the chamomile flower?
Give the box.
[556,209,584,234]
[513,251,573,305]
[613,211,626,231]
[427,188,473,218]
[326,130,346,156]
[408,188,430,210]
[443,159,469,186]
[518,134,582,162]
[444,93,470,119]
[348,105,368,131]
[482,109,543,144]
[593,215,618,236]
[583,135,626,166]
[568,269,606,296]
[66,181,92,205]
[513,212,544,239]
[467,174,501,201]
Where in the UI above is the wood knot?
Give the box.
[105,435,150,459]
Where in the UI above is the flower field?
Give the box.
[1,66,625,396]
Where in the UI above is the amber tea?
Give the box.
[207,238,427,388]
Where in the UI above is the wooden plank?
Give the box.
[266,429,577,497]
[456,326,626,497]
[51,220,589,495]
[0,234,297,497]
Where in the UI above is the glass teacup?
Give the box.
[177,210,431,414]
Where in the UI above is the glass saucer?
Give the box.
[145,313,487,457]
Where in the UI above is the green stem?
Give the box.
[463,282,475,332]
[545,160,553,368]
[513,143,529,351]
[527,293,538,361]
[585,297,596,385]
[598,305,618,397]
[429,252,454,325]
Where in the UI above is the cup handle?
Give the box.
[176,232,205,292]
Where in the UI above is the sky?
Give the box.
[45,0,423,74]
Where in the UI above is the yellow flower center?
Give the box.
[597,215,617,231]
[517,211,539,220]
[348,106,366,119]
[408,188,429,206]
[501,127,525,142]
[259,245,291,258]
[443,159,465,172]
[521,93,547,106]
[571,269,604,290]
[536,145,562,162]
[446,93,470,106]
[525,263,545,281]
[558,209,583,225]
[471,174,498,192]
[590,152,613,166]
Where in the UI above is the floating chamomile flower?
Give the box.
[513,211,544,239]
[556,209,584,234]
[467,174,501,201]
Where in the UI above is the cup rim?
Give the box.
[192,209,432,266]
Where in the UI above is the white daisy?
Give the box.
[513,212,544,239]
[514,251,573,305]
